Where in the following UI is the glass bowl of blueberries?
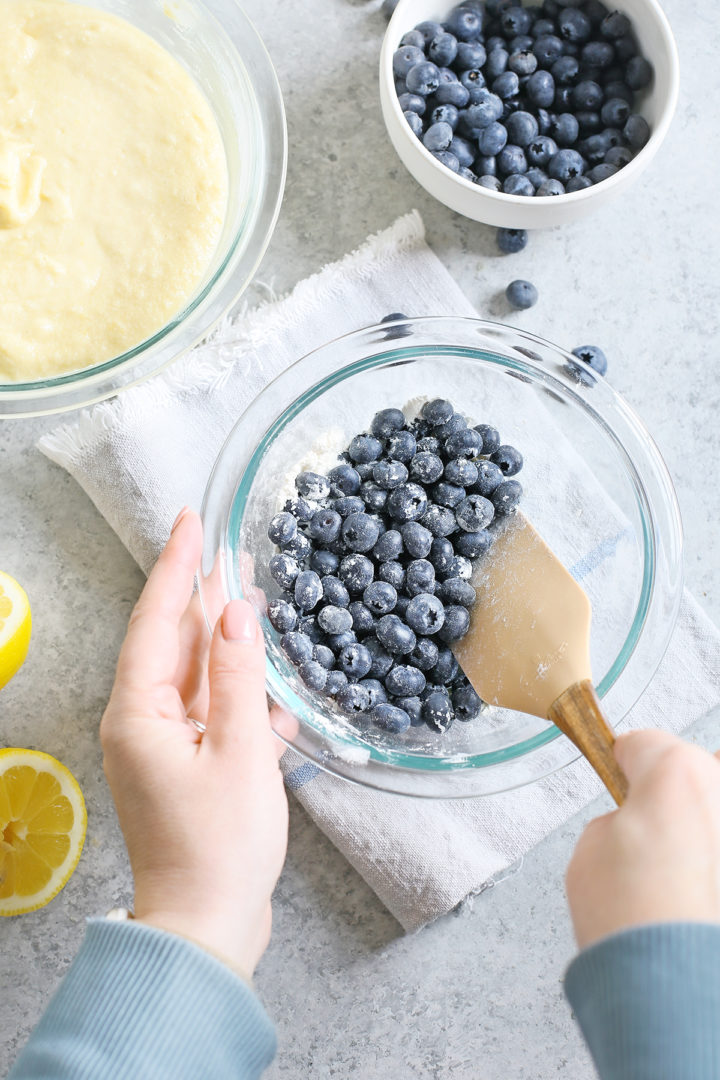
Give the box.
[199,316,682,797]
[379,0,679,227]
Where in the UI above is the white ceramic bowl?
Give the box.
[380,0,679,228]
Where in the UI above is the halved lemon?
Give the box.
[0,749,87,916]
[0,571,32,691]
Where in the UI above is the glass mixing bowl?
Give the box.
[0,0,286,418]
[200,317,683,798]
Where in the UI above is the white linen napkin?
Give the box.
[39,211,720,932]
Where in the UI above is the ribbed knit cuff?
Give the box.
[9,919,276,1080]
[565,923,720,1080]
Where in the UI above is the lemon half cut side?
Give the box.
[0,749,87,916]
[0,571,32,690]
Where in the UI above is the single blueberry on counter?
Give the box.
[506,279,539,309]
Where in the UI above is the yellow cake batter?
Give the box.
[0,0,228,381]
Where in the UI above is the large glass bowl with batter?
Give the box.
[0,0,286,418]
[199,317,683,798]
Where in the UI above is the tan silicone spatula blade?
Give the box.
[452,514,628,805]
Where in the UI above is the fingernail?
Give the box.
[171,506,190,532]
[222,600,257,643]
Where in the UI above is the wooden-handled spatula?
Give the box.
[452,515,628,805]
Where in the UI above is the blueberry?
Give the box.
[298,615,323,644]
[501,5,533,35]
[339,554,374,594]
[572,344,608,375]
[393,45,426,79]
[503,174,535,196]
[429,537,454,576]
[437,577,477,607]
[331,496,363,521]
[491,444,524,475]
[604,79,633,104]
[449,135,477,168]
[602,126,625,148]
[387,482,428,522]
[316,605,352,636]
[385,664,426,698]
[423,691,455,733]
[435,647,460,685]
[400,520,433,558]
[363,580,398,616]
[415,20,444,45]
[580,132,612,165]
[405,60,441,97]
[588,162,618,182]
[358,678,388,708]
[430,103,460,130]
[600,9,631,38]
[532,34,564,65]
[295,471,330,501]
[371,460,407,491]
[549,112,580,146]
[558,6,591,41]
[308,508,341,545]
[376,614,417,655]
[526,135,558,166]
[506,110,539,147]
[566,174,593,191]
[326,629,357,654]
[624,113,650,149]
[405,592,446,636]
[298,659,328,691]
[465,91,504,126]
[572,79,602,111]
[294,570,323,612]
[505,279,538,309]
[325,669,349,696]
[440,554,473,582]
[435,413,467,439]
[267,598,298,634]
[453,683,484,720]
[445,6,483,41]
[410,637,439,672]
[477,121,508,156]
[599,96,630,128]
[551,54,579,85]
[484,46,509,81]
[280,533,312,562]
[496,228,528,255]
[491,478,523,515]
[313,643,336,670]
[310,549,340,577]
[406,559,436,596]
[537,178,565,195]
[372,703,411,733]
[493,70,520,99]
[476,152,498,176]
[348,434,383,465]
[498,144,528,175]
[347,602,374,639]
[321,574,350,608]
[437,604,471,643]
[267,511,297,546]
[329,463,361,498]
[435,79,471,106]
[477,174,502,190]
[283,496,316,523]
[269,553,300,590]
[361,638,391,679]
[625,55,652,90]
[548,149,585,181]
[386,429,417,462]
[407,451,443,485]
[394,695,423,726]
[526,69,555,107]
[359,482,388,513]
[576,110,602,134]
[455,40,487,69]
[378,562,404,591]
[509,48,538,76]
[509,34,534,54]
[455,494,494,532]
[338,642,373,679]
[341,512,380,554]
[370,529,401,563]
[400,29,426,49]
[582,40,615,68]
[605,144,632,168]
[337,682,372,715]
[432,481,466,508]
[429,31,459,67]
[416,435,441,454]
[531,17,555,38]
[423,121,454,152]
[281,630,313,666]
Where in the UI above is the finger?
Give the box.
[175,592,211,709]
[204,599,270,754]
[116,509,203,690]
[269,705,299,760]
[614,729,686,787]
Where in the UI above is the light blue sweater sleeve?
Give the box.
[9,918,276,1080]
[565,923,720,1080]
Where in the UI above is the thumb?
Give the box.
[613,729,683,788]
[205,599,270,753]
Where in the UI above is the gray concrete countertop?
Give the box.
[1,0,718,1076]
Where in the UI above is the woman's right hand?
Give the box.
[566,730,720,950]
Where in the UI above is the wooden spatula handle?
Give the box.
[547,680,629,806]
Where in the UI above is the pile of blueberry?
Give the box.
[393,0,652,196]
[265,399,524,736]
